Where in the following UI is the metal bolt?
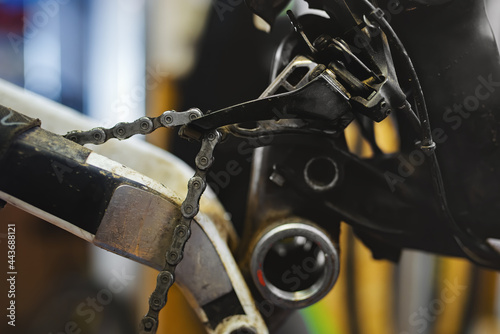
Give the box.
[184,205,193,214]
[313,35,330,51]
[141,121,149,130]
[144,320,153,330]
[192,180,201,189]
[269,171,286,187]
[169,251,178,261]
[164,115,173,124]
[177,227,186,238]
[207,132,216,141]
[117,127,125,135]
[189,113,198,120]
[91,129,106,143]
[161,275,170,284]
[199,156,208,166]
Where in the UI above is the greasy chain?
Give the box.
[64,109,221,334]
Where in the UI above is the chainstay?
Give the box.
[139,129,221,333]
[63,108,204,145]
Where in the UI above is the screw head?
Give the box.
[199,156,208,166]
[313,35,329,51]
[144,319,153,330]
[168,251,178,261]
[158,271,173,285]
[177,227,186,238]
[184,204,193,214]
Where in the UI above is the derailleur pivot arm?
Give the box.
[181,70,352,140]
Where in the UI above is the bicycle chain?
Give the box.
[64,109,221,334]
[64,108,204,145]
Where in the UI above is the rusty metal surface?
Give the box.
[93,184,181,269]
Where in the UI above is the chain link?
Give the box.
[64,108,203,145]
[64,108,220,334]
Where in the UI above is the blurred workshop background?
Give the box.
[1,0,500,333]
